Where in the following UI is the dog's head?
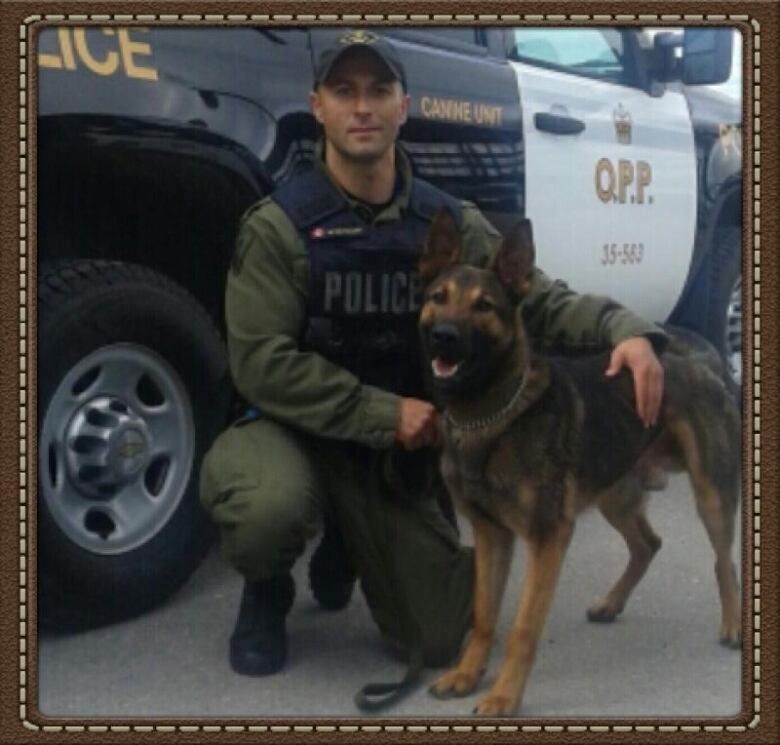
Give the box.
[418,209,535,399]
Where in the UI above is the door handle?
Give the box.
[534,112,586,135]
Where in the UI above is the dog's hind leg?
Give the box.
[692,482,741,647]
[588,480,661,623]
[673,419,741,648]
[430,513,514,700]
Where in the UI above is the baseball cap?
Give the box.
[314,30,407,90]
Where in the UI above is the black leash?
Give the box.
[354,645,424,712]
[352,450,428,713]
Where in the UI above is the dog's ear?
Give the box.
[493,218,535,298]
[419,208,463,283]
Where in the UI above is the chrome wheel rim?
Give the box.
[40,344,194,555]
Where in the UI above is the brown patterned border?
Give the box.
[1,1,777,743]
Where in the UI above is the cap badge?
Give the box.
[340,30,379,45]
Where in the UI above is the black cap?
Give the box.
[314,30,407,91]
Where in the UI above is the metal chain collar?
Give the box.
[445,371,532,432]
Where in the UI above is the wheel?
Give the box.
[671,225,741,388]
[725,274,742,387]
[38,260,231,629]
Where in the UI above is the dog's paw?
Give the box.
[429,669,480,699]
[473,692,517,717]
[719,621,741,649]
[586,602,620,623]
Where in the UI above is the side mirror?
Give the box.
[682,28,734,85]
[650,31,683,82]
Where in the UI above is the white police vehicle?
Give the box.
[507,28,741,377]
[37,25,740,626]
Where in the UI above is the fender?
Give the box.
[38,113,276,201]
[673,83,742,308]
[672,175,742,302]
[37,114,283,322]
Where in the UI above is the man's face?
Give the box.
[310,49,410,164]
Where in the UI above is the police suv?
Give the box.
[37,25,741,626]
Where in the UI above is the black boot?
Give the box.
[229,573,295,677]
[308,516,357,611]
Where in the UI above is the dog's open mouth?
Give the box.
[432,357,462,379]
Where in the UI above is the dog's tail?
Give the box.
[662,323,740,405]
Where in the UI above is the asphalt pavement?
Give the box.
[38,474,743,720]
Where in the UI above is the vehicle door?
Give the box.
[507,28,697,322]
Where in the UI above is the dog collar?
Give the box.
[445,367,546,432]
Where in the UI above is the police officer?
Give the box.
[200,30,666,684]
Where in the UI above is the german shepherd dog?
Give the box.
[418,211,741,716]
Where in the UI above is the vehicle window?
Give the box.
[509,28,627,83]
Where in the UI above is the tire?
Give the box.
[724,272,742,388]
[38,260,231,629]
[672,225,742,387]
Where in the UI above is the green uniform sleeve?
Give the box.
[458,201,668,353]
[520,268,668,353]
[226,201,400,448]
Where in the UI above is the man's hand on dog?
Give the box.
[395,398,440,450]
[605,336,664,428]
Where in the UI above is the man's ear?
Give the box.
[309,90,324,125]
[399,93,411,126]
[419,208,463,283]
[493,218,535,298]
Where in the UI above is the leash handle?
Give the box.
[353,648,423,712]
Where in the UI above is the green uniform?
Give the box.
[200,144,667,665]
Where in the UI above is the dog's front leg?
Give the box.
[475,519,573,716]
[430,512,514,699]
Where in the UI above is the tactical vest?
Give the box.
[273,167,463,397]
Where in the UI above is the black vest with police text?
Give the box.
[273,166,463,397]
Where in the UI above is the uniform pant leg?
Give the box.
[199,417,324,582]
[314,446,475,667]
[379,488,475,667]
[201,423,474,667]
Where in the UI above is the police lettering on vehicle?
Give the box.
[595,158,653,205]
[39,28,158,81]
[592,103,654,205]
[420,96,505,126]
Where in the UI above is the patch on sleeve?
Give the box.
[230,197,272,275]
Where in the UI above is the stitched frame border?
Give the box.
[3,2,773,740]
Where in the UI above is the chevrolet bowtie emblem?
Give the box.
[116,441,145,458]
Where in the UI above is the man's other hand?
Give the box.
[605,336,664,428]
[395,398,439,450]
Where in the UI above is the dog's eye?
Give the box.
[473,296,495,313]
[429,287,447,305]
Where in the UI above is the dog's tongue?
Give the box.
[432,358,459,379]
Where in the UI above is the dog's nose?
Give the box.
[431,323,460,349]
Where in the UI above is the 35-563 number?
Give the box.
[601,242,645,266]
